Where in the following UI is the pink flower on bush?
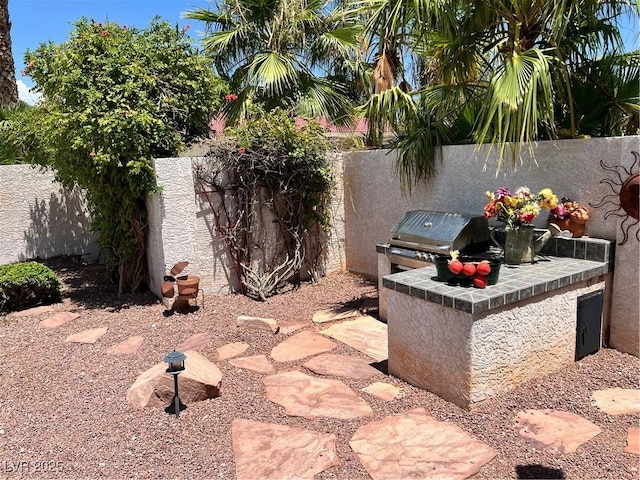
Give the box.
[225,93,238,102]
[238,147,246,154]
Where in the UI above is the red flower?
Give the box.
[518,211,536,223]
[483,199,498,219]
[238,147,246,154]
[225,93,238,102]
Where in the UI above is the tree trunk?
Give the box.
[0,0,18,107]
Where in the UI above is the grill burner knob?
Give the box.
[413,251,430,261]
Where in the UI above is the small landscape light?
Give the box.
[163,349,187,418]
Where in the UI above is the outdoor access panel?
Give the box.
[575,290,603,361]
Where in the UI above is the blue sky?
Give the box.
[9,0,209,103]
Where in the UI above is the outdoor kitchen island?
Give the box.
[377,236,614,409]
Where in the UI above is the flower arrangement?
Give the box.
[484,186,558,231]
[547,197,589,237]
[548,197,582,221]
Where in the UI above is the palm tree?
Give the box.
[0,0,18,106]
[183,0,364,125]
[359,0,639,187]
[0,100,29,164]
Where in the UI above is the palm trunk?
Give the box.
[0,0,18,106]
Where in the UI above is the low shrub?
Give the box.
[0,262,62,313]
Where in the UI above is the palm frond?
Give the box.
[248,52,298,96]
[475,47,555,170]
[295,77,354,124]
[357,85,417,146]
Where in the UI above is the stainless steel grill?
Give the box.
[386,210,490,269]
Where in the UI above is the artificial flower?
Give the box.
[483,186,557,231]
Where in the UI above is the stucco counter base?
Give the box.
[383,255,611,409]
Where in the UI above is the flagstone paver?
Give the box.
[230,355,274,374]
[39,312,80,329]
[591,388,640,415]
[279,322,308,335]
[106,335,144,354]
[263,370,373,420]
[217,342,250,360]
[302,353,381,380]
[349,407,497,480]
[10,305,55,318]
[312,307,361,324]
[232,418,339,480]
[516,409,602,453]
[625,427,640,455]
[320,315,388,361]
[361,382,401,402]
[237,315,279,333]
[64,327,108,344]
[177,332,214,351]
[270,330,337,362]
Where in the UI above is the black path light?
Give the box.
[163,350,187,418]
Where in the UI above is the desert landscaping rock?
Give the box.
[361,382,401,401]
[126,349,222,409]
[10,305,55,318]
[270,330,337,362]
[232,418,339,480]
[263,370,373,420]
[321,315,388,361]
[237,315,279,334]
[217,342,250,360]
[38,311,80,329]
[64,326,108,344]
[516,409,602,453]
[302,353,381,380]
[312,307,361,324]
[229,354,274,373]
[591,388,640,415]
[176,332,214,351]
[106,335,144,354]
[625,427,639,455]
[349,407,497,480]
[278,322,308,335]
[3,261,638,480]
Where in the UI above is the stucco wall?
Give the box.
[609,147,640,356]
[343,136,639,279]
[0,164,96,265]
[387,279,607,408]
[147,154,346,299]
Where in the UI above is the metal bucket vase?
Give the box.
[504,226,535,264]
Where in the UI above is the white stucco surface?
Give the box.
[609,232,640,357]
[0,165,96,264]
[387,279,607,408]
[147,154,347,298]
[343,136,638,279]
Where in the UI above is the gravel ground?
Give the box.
[0,257,638,480]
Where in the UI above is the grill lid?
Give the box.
[390,210,489,253]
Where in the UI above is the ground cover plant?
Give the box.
[0,261,61,312]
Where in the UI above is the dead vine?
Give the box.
[193,114,333,300]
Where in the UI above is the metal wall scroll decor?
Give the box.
[590,151,640,245]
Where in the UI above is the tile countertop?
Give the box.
[380,236,615,315]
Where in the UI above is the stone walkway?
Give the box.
[19,304,640,479]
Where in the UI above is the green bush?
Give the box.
[0,262,62,313]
